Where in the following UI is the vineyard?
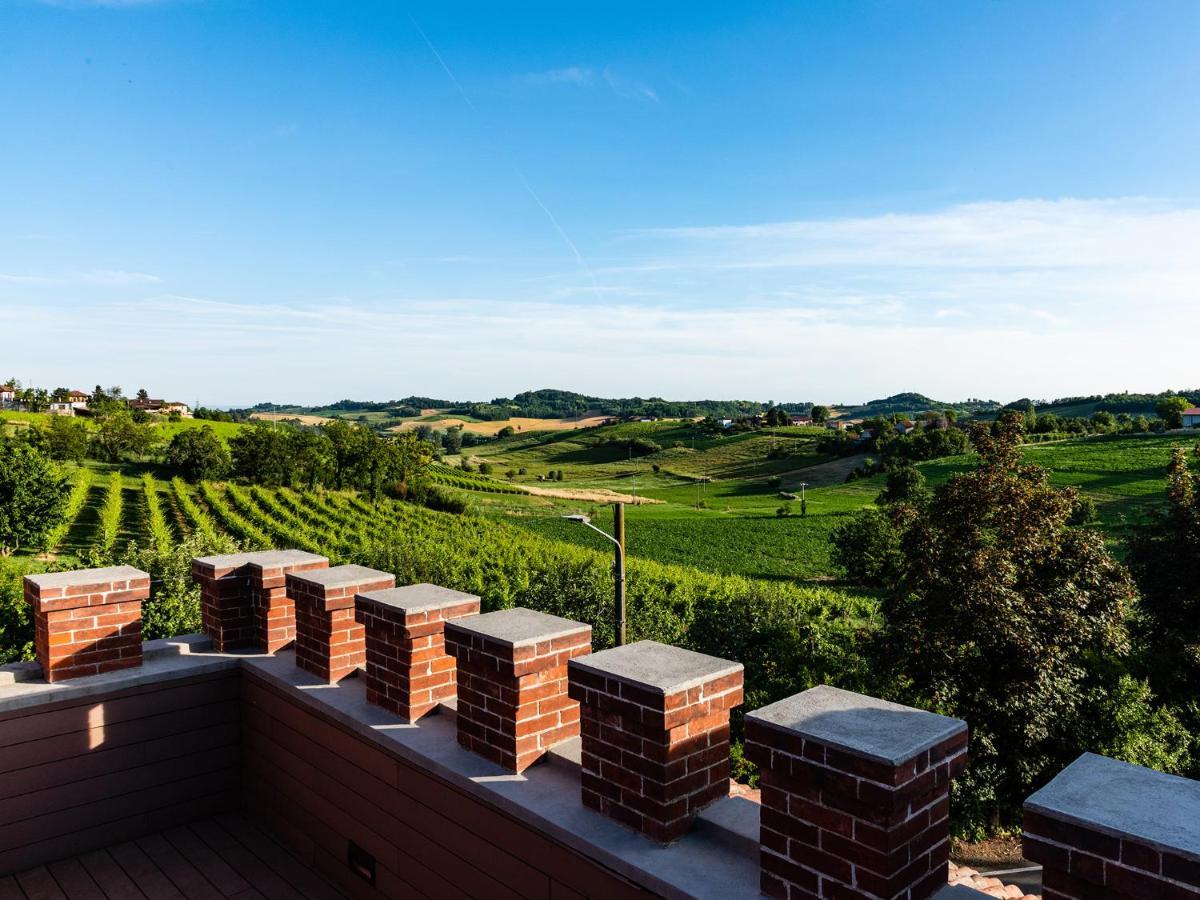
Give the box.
[0,462,878,720]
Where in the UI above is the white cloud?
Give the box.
[0,269,160,286]
[515,65,659,101]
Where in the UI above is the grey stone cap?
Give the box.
[357,583,479,613]
[287,564,393,588]
[244,549,328,570]
[25,565,148,589]
[1025,752,1200,863]
[569,640,742,695]
[746,684,966,766]
[195,549,325,569]
[445,607,589,647]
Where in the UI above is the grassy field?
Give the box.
[0,410,245,443]
[457,425,1193,581]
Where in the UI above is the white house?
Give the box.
[67,390,90,410]
[1183,407,1200,428]
[0,385,14,405]
[48,402,76,416]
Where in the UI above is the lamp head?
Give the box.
[563,514,591,524]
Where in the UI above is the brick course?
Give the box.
[287,565,395,683]
[445,608,591,772]
[354,584,480,721]
[192,550,329,653]
[745,686,967,900]
[567,640,744,843]
[24,566,150,682]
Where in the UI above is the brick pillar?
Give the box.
[245,550,329,653]
[192,550,328,653]
[287,564,395,683]
[354,583,480,721]
[567,640,744,843]
[1024,753,1200,900]
[745,685,968,900]
[444,608,591,772]
[192,552,256,651]
[24,566,150,682]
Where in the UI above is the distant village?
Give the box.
[0,383,191,419]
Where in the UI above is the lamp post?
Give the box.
[797,481,809,517]
[564,503,626,645]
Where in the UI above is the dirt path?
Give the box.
[521,485,663,505]
[777,454,867,489]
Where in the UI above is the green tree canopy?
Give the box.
[0,439,68,555]
[1157,396,1191,429]
[165,425,232,481]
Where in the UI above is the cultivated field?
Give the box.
[392,413,612,435]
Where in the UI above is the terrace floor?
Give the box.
[0,815,346,900]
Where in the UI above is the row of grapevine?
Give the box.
[142,474,173,549]
[428,463,527,495]
[225,484,325,557]
[172,476,219,541]
[98,472,124,555]
[198,482,270,549]
[42,468,93,553]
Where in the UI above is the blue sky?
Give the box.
[2,0,1198,406]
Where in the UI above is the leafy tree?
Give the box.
[443,426,463,455]
[90,411,155,462]
[136,388,150,401]
[877,464,927,505]
[1157,396,1191,430]
[0,440,68,555]
[1128,447,1200,707]
[809,405,830,425]
[862,415,1144,830]
[41,416,89,461]
[498,425,516,438]
[229,422,295,486]
[165,426,231,481]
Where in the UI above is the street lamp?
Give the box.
[564,503,626,645]
[797,481,809,517]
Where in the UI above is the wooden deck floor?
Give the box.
[0,815,346,900]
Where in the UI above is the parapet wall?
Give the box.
[5,557,1199,899]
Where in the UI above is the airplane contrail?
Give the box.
[407,14,602,298]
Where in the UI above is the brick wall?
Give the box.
[25,566,150,683]
[445,608,592,772]
[1024,753,1200,900]
[287,565,395,684]
[746,686,968,900]
[0,667,241,875]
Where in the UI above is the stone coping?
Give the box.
[286,564,392,590]
[356,583,480,615]
[444,608,589,648]
[23,565,148,590]
[194,549,326,571]
[569,640,742,695]
[746,684,966,766]
[1026,752,1200,863]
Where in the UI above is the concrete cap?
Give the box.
[446,607,589,647]
[1025,752,1200,862]
[25,565,148,589]
[746,684,966,766]
[288,564,393,589]
[356,583,479,613]
[569,640,742,695]
[194,549,325,569]
[244,550,328,570]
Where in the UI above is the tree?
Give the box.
[136,388,150,401]
[41,416,89,462]
[862,415,1144,829]
[91,411,155,462]
[165,426,231,481]
[1157,396,1191,430]
[1128,446,1200,704]
[443,426,463,455]
[229,422,296,486]
[810,405,830,425]
[877,464,927,505]
[0,440,68,555]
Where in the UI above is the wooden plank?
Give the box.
[13,867,65,900]
[44,859,103,900]
[76,849,145,900]
[189,823,305,900]
[212,815,343,900]
[0,875,25,900]
[0,674,238,749]
[105,842,185,900]
[162,825,251,898]
[134,834,222,900]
